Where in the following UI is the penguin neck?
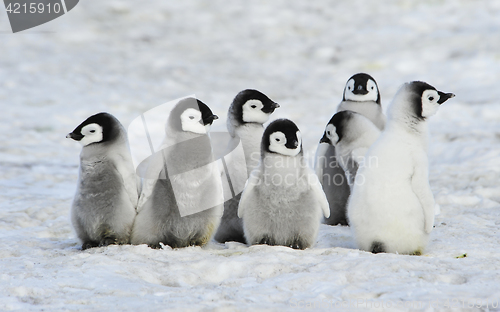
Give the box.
[386,117,429,150]
[234,123,264,143]
[160,133,214,176]
[261,153,305,183]
[80,133,129,162]
[234,123,265,172]
[164,126,208,143]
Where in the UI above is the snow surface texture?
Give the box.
[1,1,500,311]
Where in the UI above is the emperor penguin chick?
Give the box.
[238,119,330,249]
[131,98,223,249]
[315,73,385,226]
[214,89,279,243]
[67,112,138,250]
[347,81,454,255]
[321,111,380,187]
[338,73,386,130]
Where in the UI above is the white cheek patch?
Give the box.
[268,131,301,156]
[421,90,441,118]
[80,123,103,146]
[366,80,379,99]
[242,100,270,124]
[296,130,302,148]
[326,124,339,145]
[180,108,206,134]
[344,79,355,97]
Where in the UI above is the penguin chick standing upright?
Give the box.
[315,73,385,226]
[67,112,138,250]
[214,89,279,243]
[320,111,381,187]
[130,97,223,249]
[347,81,454,255]
[238,119,330,249]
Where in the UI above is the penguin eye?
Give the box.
[348,86,351,90]
[327,131,331,135]
[189,116,195,120]
[428,96,434,101]
[251,105,257,109]
[89,130,95,133]
[371,86,374,90]
[275,138,280,142]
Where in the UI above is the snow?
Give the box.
[1,0,500,311]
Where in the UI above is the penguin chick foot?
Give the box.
[290,239,306,250]
[99,236,117,247]
[81,241,99,250]
[370,241,385,254]
[148,243,162,249]
[189,235,209,247]
[411,250,422,256]
[258,236,275,246]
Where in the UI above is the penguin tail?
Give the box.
[370,241,385,254]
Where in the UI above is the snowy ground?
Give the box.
[1,1,500,311]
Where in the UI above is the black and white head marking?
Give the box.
[407,81,455,120]
[169,97,218,134]
[232,89,280,124]
[343,73,381,104]
[66,112,121,146]
[320,111,354,146]
[262,119,302,157]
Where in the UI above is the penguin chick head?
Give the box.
[343,73,381,104]
[262,119,302,157]
[321,111,377,146]
[390,81,455,122]
[169,97,218,134]
[231,89,280,125]
[66,112,121,147]
[320,111,354,146]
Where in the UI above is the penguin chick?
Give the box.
[67,112,138,250]
[347,81,454,255]
[131,97,223,249]
[321,111,381,187]
[214,89,279,244]
[238,119,330,250]
[315,73,385,226]
[338,73,386,130]
[226,89,280,172]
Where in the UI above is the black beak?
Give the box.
[437,92,455,104]
[204,114,218,125]
[262,102,280,114]
[285,139,299,149]
[320,132,331,144]
[66,132,84,141]
[352,84,368,95]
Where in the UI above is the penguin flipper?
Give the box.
[314,143,330,180]
[237,167,261,218]
[411,163,435,234]
[107,149,139,210]
[116,165,139,210]
[308,171,330,218]
[136,151,167,212]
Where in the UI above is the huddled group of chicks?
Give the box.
[67,73,454,255]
